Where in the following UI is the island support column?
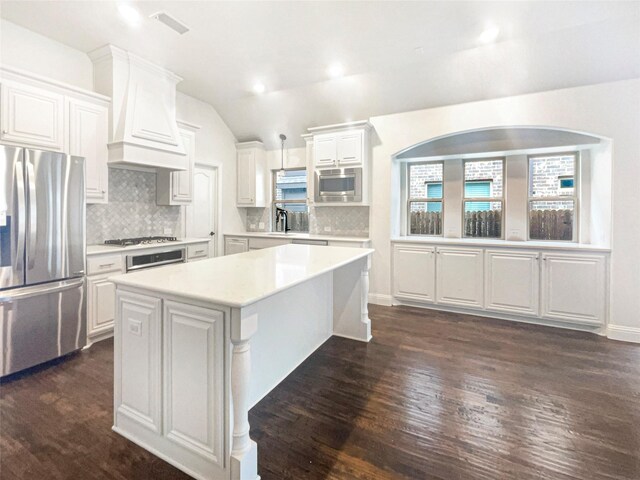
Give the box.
[230,308,259,480]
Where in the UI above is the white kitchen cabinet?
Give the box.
[313,133,337,168]
[225,237,249,255]
[236,141,266,207]
[337,130,364,166]
[115,291,162,433]
[163,301,224,465]
[187,242,209,261]
[0,80,66,151]
[436,247,484,308]
[393,244,436,303]
[69,98,109,204]
[157,123,198,205]
[87,274,116,338]
[541,252,606,326]
[485,250,540,316]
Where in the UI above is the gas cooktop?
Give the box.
[104,236,178,247]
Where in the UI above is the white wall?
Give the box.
[0,19,93,89]
[176,92,242,255]
[369,79,640,337]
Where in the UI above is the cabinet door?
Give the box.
[337,130,363,166]
[171,129,195,203]
[541,253,606,326]
[87,274,116,337]
[237,149,256,205]
[69,99,109,204]
[393,244,436,302]
[313,134,337,167]
[436,247,484,308]
[115,291,162,433]
[0,81,66,151]
[485,250,539,316]
[163,301,224,465]
[224,237,249,255]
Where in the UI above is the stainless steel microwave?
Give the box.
[314,167,362,203]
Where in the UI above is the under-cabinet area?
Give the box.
[392,240,608,329]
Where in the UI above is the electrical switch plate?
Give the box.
[324,226,331,232]
[163,227,172,235]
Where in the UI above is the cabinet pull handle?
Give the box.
[195,250,204,254]
[99,262,115,268]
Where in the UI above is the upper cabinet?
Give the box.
[0,80,66,152]
[312,126,367,169]
[157,121,199,206]
[236,141,266,207]
[0,66,111,205]
[69,98,109,204]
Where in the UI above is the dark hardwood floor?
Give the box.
[1,305,639,479]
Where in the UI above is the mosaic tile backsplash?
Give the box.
[246,205,369,237]
[86,168,182,245]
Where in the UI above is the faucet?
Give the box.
[275,207,290,233]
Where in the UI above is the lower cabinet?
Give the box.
[436,247,484,308]
[87,274,116,338]
[541,252,606,326]
[393,244,436,302]
[485,250,540,316]
[391,242,608,329]
[224,237,249,255]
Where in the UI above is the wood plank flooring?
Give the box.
[1,305,639,479]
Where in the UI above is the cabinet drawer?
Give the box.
[248,237,291,249]
[187,243,209,260]
[87,254,124,275]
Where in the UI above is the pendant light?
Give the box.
[279,134,286,175]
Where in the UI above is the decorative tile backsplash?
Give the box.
[86,168,182,245]
[245,205,369,237]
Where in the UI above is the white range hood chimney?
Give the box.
[89,45,186,171]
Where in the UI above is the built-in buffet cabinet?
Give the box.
[86,241,210,346]
[0,66,110,203]
[392,241,608,329]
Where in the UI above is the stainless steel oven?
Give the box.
[314,167,362,203]
[126,248,186,272]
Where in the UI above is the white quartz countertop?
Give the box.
[87,238,208,256]
[110,244,374,308]
[392,236,611,252]
[224,232,370,243]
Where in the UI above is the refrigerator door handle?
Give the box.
[0,277,84,303]
[14,160,26,272]
[25,161,37,270]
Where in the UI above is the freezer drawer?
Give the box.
[0,278,86,376]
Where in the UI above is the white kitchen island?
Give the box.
[109,244,374,480]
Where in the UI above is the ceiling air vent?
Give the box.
[149,11,190,35]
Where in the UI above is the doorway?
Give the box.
[185,164,218,256]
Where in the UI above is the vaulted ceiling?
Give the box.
[2,1,639,147]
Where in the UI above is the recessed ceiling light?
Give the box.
[253,82,266,94]
[328,63,345,78]
[118,4,142,27]
[478,26,500,44]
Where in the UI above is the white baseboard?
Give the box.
[607,325,640,343]
[368,293,392,306]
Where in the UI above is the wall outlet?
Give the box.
[258,222,265,229]
[163,227,172,235]
[249,223,256,230]
[324,226,331,232]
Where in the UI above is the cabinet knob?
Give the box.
[2,130,7,134]
[101,190,106,194]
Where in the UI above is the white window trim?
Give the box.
[406,161,444,236]
[527,152,579,242]
[462,158,505,239]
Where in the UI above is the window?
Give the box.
[463,158,504,238]
[407,162,443,235]
[528,153,578,241]
[273,169,308,232]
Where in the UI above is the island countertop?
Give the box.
[110,244,374,308]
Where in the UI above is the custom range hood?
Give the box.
[89,45,186,171]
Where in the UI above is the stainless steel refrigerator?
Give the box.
[0,145,86,377]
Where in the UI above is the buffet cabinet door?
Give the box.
[392,244,436,303]
[485,250,540,316]
[115,291,162,433]
[436,247,484,308]
[163,301,225,466]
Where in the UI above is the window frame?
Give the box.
[406,160,444,236]
[527,152,579,242]
[272,168,309,232]
[462,157,505,239]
